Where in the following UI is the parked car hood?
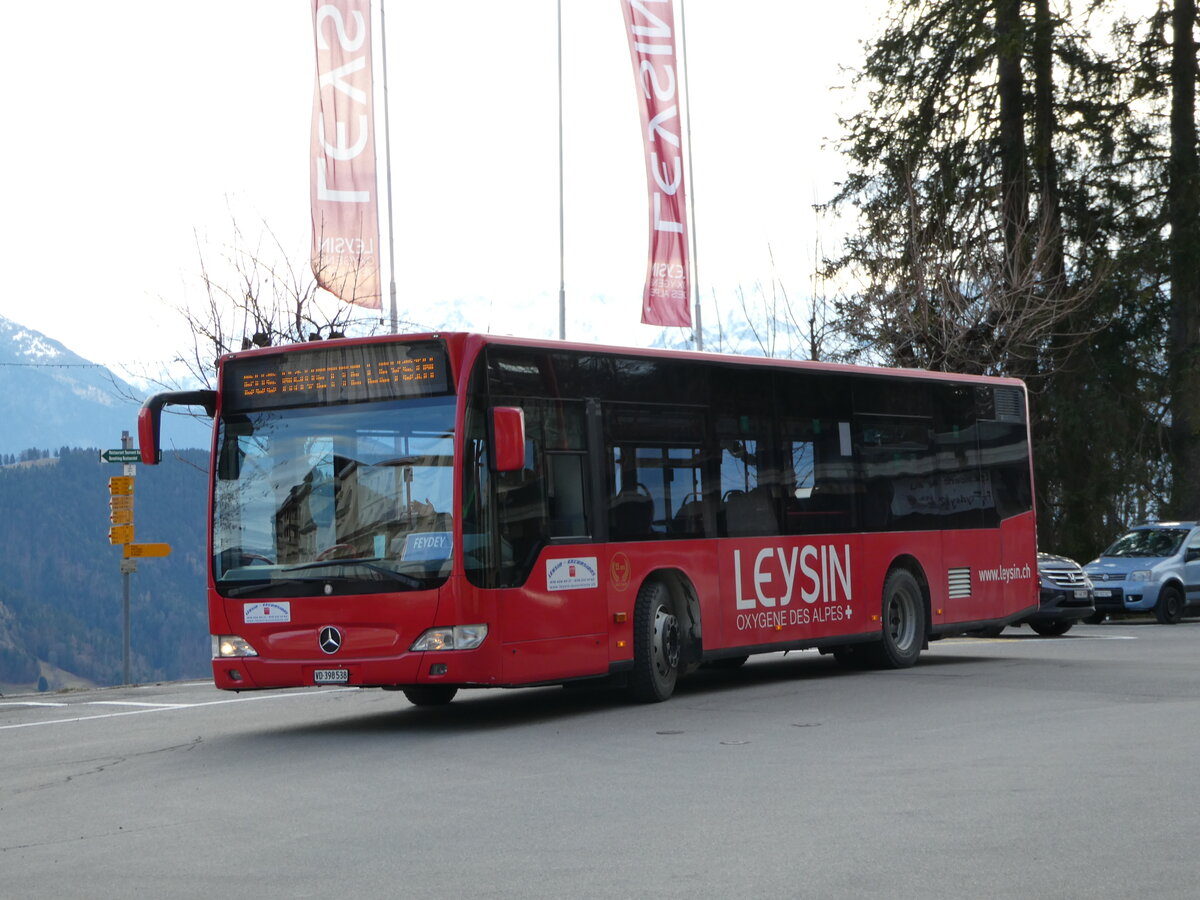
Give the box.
[1085,557,1170,575]
[1039,552,1080,569]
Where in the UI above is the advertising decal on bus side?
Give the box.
[547,557,600,591]
[730,540,855,634]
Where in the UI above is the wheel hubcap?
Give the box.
[652,605,680,676]
[888,590,917,651]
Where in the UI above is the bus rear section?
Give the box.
[457,338,1037,700]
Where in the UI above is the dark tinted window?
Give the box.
[606,403,706,540]
[463,345,1033,586]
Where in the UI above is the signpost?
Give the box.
[102,431,171,685]
[108,524,134,545]
[125,543,171,559]
[101,449,142,464]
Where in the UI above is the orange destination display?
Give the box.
[223,342,450,411]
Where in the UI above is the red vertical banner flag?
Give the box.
[621,0,691,328]
[311,0,382,310]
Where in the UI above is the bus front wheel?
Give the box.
[403,685,458,706]
[631,579,680,702]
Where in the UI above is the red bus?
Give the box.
[139,333,1037,704]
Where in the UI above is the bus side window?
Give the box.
[604,404,706,541]
[783,437,846,519]
[546,452,588,539]
[495,437,546,576]
[609,447,655,539]
[717,431,780,538]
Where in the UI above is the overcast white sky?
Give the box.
[1,1,887,384]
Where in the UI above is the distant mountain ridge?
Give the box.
[0,315,208,456]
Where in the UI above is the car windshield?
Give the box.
[213,396,456,596]
[1101,528,1188,559]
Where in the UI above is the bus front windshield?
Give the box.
[213,396,456,596]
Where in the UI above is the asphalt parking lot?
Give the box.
[4,619,1200,899]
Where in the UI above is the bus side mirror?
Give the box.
[138,390,217,465]
[489,407,526,472]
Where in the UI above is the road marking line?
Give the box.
[0,688,355,730]
[941,634,1137,645]
[86,701,192,709]
[0,701,69,707]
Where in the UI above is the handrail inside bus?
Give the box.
[138,390,217,465]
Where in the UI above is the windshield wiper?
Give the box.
[284,559,425,588]
[225,578,317,598]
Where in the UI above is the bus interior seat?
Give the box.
[611,488,654,539]
[671,494,705,535]
[724,487,778,537]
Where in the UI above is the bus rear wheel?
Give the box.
[631,579,680,702]
[872,568,925,668]
[403,685,458,706]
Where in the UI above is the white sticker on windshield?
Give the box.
[244,601,291,624]
[547,557,599,591]
[401,531,452,562]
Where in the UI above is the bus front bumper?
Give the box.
[211,649,495,691]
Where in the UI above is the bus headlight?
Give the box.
[410,625,489,651]
[213,635,259,658]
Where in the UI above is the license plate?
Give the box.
[314,669,349,684]
[1095,589,1112,598]
[1074,589,1088,599]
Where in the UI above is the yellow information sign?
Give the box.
[109,509,133,525]
[124,542,171,559]
[109,476,134,495]
[109,525,134,545]
[109,495,133,511]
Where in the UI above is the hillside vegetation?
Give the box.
[0,448,209,690]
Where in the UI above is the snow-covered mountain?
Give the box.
[0,316,208,456]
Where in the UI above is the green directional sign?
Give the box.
[101,449,142,464]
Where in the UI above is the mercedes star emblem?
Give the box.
[319,625,342,654]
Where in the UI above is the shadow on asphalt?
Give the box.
[238,648,1006,739]
[223,622,1200,740]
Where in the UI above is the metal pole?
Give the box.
[557,0,567,341]
[122,573,131,685]
[679,0,702,350]
[380,0,399,333]
[121,430,132,685]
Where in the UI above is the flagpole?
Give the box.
[679,0,702,351]
[557,0,566,341]
[379,0,399,333]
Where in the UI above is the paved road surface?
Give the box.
[4,621,1200,898]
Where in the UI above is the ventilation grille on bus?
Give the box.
[947,567,972,599]
[993,387,1025,422]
